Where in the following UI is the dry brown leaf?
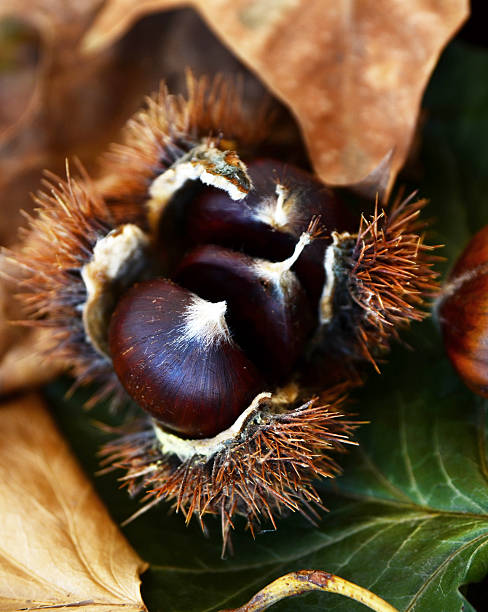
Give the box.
[82,0,469,189]
[0,323,64,395]
[0,393,148,611]
[0,0,105,245]
[0,255,64,395]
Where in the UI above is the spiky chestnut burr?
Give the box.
[100,386,357,556]
[5,165,151,403]
[100,71,268,232]
[315,194,441,370]
[7,73,439,554]
[438,226,488,397]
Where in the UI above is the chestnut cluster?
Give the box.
[109,159,355,440]
[9,73,439,552]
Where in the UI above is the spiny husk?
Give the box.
[4,74,440,556]
[324,193,441,371]
[100,389,357,556]
[99,71,269,226]
[5,165,119,401]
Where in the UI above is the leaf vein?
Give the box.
[399,399,428,505]
[433,421,486,514]
[405,531,488,611]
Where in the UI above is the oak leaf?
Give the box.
[0,393,147,611]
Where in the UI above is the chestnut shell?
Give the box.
[109,278,265,438]
[440,226,488,397]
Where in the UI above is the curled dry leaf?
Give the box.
[219,570,399,612]
[82,0,469,189]
[0,393,147,611]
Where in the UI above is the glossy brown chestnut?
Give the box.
[175,242,315,382]
[185,158,356,304]
[439,225,488,397]
[108,278,265,438]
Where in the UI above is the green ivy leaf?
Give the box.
[48,41,488,612]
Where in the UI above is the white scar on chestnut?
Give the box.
[255,182,292,230]
[176,296,232,349]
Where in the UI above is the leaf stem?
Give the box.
[219,570,399,612]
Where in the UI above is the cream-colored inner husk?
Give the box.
[153,392,272,461]
[146,143,251,231]
[81,224,149,357]
[152,384,300,461]
[319,231,353,324]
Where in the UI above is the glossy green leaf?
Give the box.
[47,42,488,612]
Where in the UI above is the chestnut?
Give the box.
[108,278,265,438]
[439,225,488,397]
[175,233,316,382]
